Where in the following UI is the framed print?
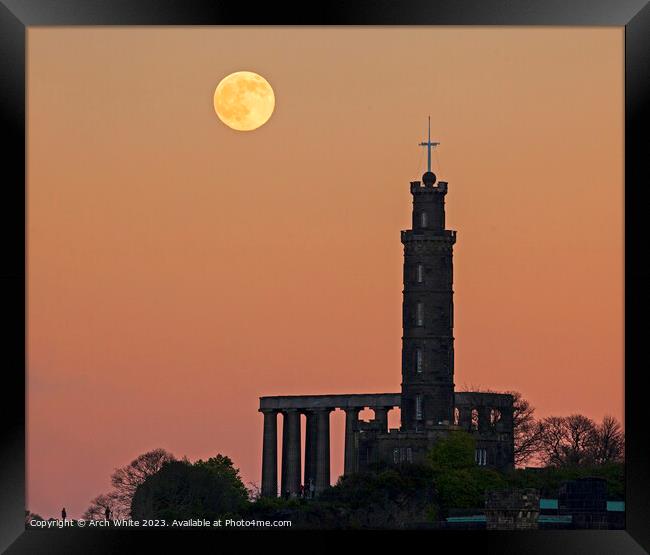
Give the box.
[1,1,648,553]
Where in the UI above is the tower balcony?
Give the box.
[401,229,456,244]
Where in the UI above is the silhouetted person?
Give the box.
[104,507,111,521]
[61,508,66,522]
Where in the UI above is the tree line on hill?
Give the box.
[26,391,623,528]
[475,389,624,467]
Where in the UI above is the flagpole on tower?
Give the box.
[419,116,440,174]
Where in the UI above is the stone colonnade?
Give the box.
[259,394,400,498]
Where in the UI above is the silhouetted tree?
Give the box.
[109,448,176,517]
[507,390,544,467]
[193,454,249,501]
[81,448,176,520]
[538,414,598,467]
[428,430,476,471]
[592,415,625,464]
[131,454,249,520]
[426,431,505,512]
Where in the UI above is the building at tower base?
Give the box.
[357,391,514,472]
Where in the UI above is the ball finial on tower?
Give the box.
[422,171,436,187]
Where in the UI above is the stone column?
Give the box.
[281,409,301,498]
[501,407,515,470]
[280,414,288,496]
[500,406,514,428]
[458,406,472,430]
[373,406,390,433]
[304,411,318,497]
[478,406,491,433]
[314,408,332,493]
[344,407,360,475]
[260,409,278,497]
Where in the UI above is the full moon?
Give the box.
[213,71,275,131]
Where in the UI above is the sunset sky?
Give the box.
[27,27,623,518]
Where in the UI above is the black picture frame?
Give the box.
[1,1,648,553]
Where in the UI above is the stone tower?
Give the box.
[259,123,515,494]
[400,162,456,431]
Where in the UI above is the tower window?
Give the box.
[416,263,424,283]
[415,348,423,373]
[415,395,423,420]
[453,407,460,426]
[416,302,424,326]
[475,448,487,466]
[421,211,428,228]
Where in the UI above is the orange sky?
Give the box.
[27,27,623,518]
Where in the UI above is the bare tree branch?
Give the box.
[109,448,175,517]
[593,415,625,464]
[82,448,175,520]
[538,415,598,467]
